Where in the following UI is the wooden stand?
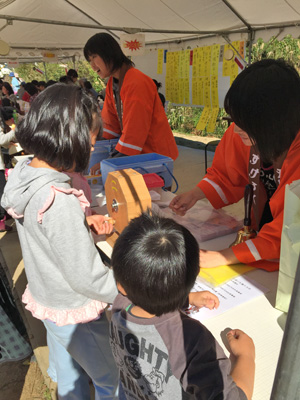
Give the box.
[105,168,151,247]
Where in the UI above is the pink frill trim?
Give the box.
[22,286,107,326]
[6,207,23,219]
[37,185,90,223]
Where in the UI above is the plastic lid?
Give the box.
[143,173,164,188]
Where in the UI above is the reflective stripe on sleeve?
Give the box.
[202,178,229,204]
[103,128,120,138]
[245,240,261,261]
[118,139,142,152]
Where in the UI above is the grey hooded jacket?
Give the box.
[2,159,118,324]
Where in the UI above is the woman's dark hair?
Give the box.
[16,84,100,172]
[83,80,93,90]
[1,98,12,107]
[24,82,39,96]
[45,79,57,87]
[67,69,78,79]
[84,33,134,74]
[59,75,74,84]
[224,58,300,163]
[0,107,12,132]
[2,82,14,95]
[112,212,199,316]
[153,79,162,90]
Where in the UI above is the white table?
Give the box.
[94,192,284,400]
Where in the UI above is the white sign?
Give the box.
[120,33,145,56]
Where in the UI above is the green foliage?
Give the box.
[250,35,300,72]
[167,105,228,138]
[14,60,104,92]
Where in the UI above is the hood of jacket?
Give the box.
[2,158,70,218]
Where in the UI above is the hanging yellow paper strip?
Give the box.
[196,107,211,131]
[198,77,204,105]
[203,77,211,107]
[206,107,219,133]
[211,75,219,108]
[211,44,220,76]
[157,49,164,74]
[192,78,198,105]
[178,78,184,104]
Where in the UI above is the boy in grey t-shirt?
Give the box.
[110,212,255,400]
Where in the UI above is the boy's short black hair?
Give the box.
[112,212,199,316]
[84,33,134,74]
[224,58,300,163]
[16,83,100,173]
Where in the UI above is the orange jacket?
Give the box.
[101,68,178,160]
[198,124,300,271]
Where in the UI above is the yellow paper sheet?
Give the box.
[196,106,211,130]
[199,264,254,287]
[206,106,219,133]
[157,49,164,74]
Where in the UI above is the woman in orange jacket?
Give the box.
[170,59,300,272]
[84,33,178,173]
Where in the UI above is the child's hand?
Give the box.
[90,162,101,176]
[86,215,114,235]
[189,291,220,310]
[226,329,255,359]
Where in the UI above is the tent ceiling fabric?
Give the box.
[0,0,299,62]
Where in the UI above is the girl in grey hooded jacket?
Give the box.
[2,84,119,400]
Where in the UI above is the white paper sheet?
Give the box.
[187,276,269,322]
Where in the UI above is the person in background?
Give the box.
[17,81,26,100]
[84,33,178,170]
[37,81,46,92]
[153,78,166,108]
[1,84,119,399]
[59,75,74,85]
[111,212,255,400]
[83,80,99,100]
[10,72,21,94]
[22,83,39,104]
[170,59,300,272]
[67,68,78,84]
[45,79,57,88]
[0,107,16,232]
[2,82,18,108]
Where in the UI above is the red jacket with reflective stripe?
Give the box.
[101,68,178,160]
[198,124,300,271]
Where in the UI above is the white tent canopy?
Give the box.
[0,0,299,63]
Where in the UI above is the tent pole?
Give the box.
[271,255,300,399]
[43,61,48,81]
[247,31,254,65]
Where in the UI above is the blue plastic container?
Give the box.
[101,153,174,188]
[87,139,118,174]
